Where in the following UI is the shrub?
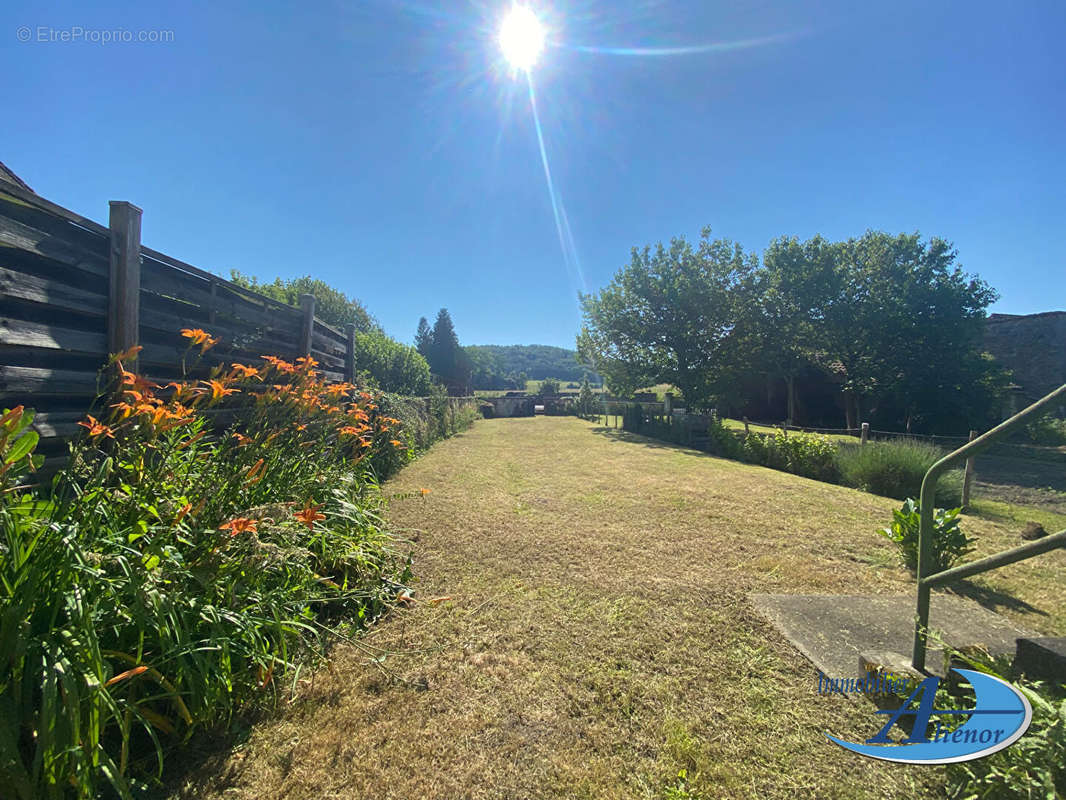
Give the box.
[1014,414,1066,447]
[837,439,964,506]
[706,416,744,459]
[375,387,479,478]
[354,330,434,396]
[738,430,839,481]
[0,335,454,799]
[878,498,975,573]
[930,650,1066,799]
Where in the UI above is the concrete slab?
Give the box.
[1015,637,1066,683]
[752,593,1035,678]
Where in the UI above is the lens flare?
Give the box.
[499,5,545,71]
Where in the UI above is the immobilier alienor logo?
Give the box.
[822,669,1032,764]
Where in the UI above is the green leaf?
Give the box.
[4,431,38,465]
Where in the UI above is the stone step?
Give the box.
[1014,637,1066,683]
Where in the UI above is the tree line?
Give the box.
[231,272,435,395]
[577,227,1010,434]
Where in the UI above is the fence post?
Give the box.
[743,416,749,435]
[860,422,869,445]
[298,293,316,357]
[962,430,977,509]
[344,323,356,383]
[107,201,142,363]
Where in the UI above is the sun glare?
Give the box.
[499,5,545,71]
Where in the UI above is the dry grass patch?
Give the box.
[171,417,1064,800]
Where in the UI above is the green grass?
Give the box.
[171,417,1066,800]
[968,497,1066,533]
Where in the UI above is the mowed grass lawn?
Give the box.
[174,417,1066,800]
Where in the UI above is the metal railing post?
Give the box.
[912,382,1066,671]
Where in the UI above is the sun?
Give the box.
[498,5,546,71]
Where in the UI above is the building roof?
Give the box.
[0,161,33,193]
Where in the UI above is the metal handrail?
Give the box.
[912,382,1066,671]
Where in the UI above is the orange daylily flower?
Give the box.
[390,439,404,447]
[173,503,193,524]
[105,665,149,687]
[159,415,195,433]
[219,517,257,536]
[0,406,25,427]
[244,458,266,484]
[116,364,159,394]
[293,423,307,432]
[232,433,253,447]
[262,356,296,374]
[180,328,219,351]
[163,381,193,401]
[419,488,431,496]
[229,363,260,379]
[293,500,326,530]
[110,401,137,420]
[338,426,361,437]
[201,379,240,402]
[324,383,353,398]
[112,345,143,362]
[78,415,115,439]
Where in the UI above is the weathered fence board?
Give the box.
[0,184,375,459]
[0,266,108,316]
[0,364,101,396]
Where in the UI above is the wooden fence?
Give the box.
[0,182,362,464]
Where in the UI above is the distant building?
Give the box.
[984,311,1066,411]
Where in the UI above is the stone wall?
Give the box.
[984,311,1066,403]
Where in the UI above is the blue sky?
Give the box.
[4,0,1064,348]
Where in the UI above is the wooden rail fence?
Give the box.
[0,182,363,463]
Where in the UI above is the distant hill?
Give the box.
[465,344,599,388]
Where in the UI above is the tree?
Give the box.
[353,331,434,396]
[539,377,561,396]
[576,374,598,419]
[750,235,837,423]
[820,232,1003,432]
[230,272,378,332]
[577,227,758,409]
[421,309,472,395]
[414,317,432,358]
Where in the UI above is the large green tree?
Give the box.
[823,232,1004,431]
[577,227,758,409]
[230,272,378,332]
[749,235,837,423]
[419,309,472,395]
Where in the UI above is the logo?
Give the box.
[827,669,1032,764]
